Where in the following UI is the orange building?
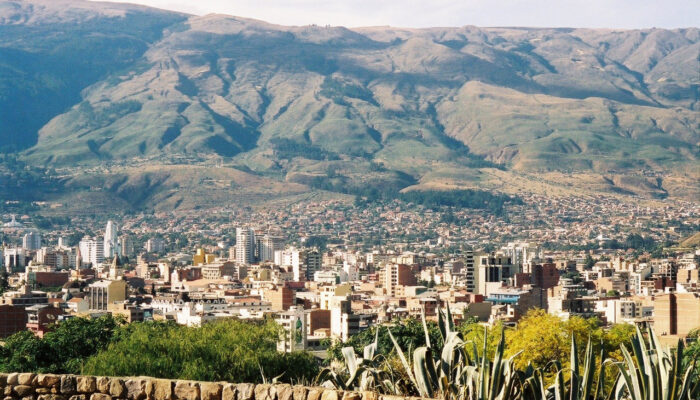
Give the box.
[653,292,700,342]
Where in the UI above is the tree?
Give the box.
[82,319,317,384]
[0,270,9,294]
[327,318,443,362]
[505,309,572,369]
[0,315,123,373]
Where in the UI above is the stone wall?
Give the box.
[0,373,419,400]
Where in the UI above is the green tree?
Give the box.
[327,318,443,362]
[82,319,317,383]
[0,315,123,373]
[0,269,9,294]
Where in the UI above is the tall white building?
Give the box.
[22,231,41,250]
[235,228,256,264]
[79,237,104,266]
[502,242,541,271]
[104,220,119,258]
[260,235,284,263]
[4,248,25,272]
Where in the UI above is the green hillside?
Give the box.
[1,1,698,209]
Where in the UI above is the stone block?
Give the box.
[90,394,112,400]
[235,384,254,400]
[199,383,221,400]
[69,395,87,400]
[274,385,292,400]
[321,390,339,400]
[13,385,35,397]
[307,388,323,400]
[77,377,96,394]
[0,373,7,386]
[173,381,199,400]
[37,395,67,400]
[60,376,77,394]
[150,379,173,400]
[18,374,36,386]
[37,375,61,388]
[7,373,19,385]
[125,379,147,400]
[292,386,307,400]
[360,394,377,400]
[37,388,60,395]
[96,378,110,394]
[254,385,274,400]
[221,384,236,400]
[109,379,126,398]
[341,393,360,400]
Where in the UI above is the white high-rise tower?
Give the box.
[235,227,256,265]
[104,220,119,258]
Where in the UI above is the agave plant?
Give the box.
[612,325,699,400]
[522,335,618,400]
[316,328,399,393]
[386,304,522,400]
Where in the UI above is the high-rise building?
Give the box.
[475,252,518,296]
[304,250,322,281]
[275,247,321,281]
[104,220,119,258]
[22,231,41,250]
[260,235,284,263]
[145,237,165,254]
[4,248,25,273]
[119,234,134,258]
[502,242,541,271]
[653,292,700,340]
[87,279,127,311]
[35,248,72,269]
[79,237,104,266]
[384,264,417,296]
[235,228,255,264]
[462,251,476,293]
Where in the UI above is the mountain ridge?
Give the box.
[1,0,698,209]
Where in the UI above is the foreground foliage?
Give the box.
[0,317,317,384]
[0,315,121,373]
[320,307,699,400]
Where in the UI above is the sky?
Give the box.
[103,0,699,29]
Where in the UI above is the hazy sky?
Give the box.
[104,0,698,29]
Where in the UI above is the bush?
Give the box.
[82,319,318,383]
[0,315,123,373]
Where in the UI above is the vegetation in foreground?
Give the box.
[0,317,317,384]
[320,308,699,400]
[0,310,698,399]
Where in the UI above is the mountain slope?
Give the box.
[0,0,187,151]
[2,1,698,207]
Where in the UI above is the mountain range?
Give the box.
[1,0,698,212]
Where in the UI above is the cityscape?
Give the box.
[0,1,698,400]
[1,192,699,344]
